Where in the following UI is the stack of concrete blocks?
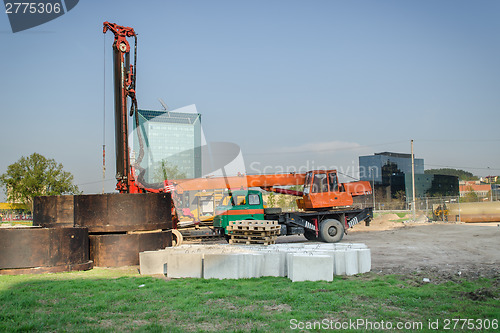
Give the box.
[140,242,371,282]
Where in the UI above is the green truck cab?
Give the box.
[213,190,265,234]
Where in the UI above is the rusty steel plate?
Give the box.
[89,230,172,267]
[34,193,172,233]
[33,195,75,228]
[74,193,172,233]
[0,227,92,275]
[0,261,93,275]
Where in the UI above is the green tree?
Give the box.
[0,153,80,210]
[394,190,406,202]
[267,192,276,207]
[153,160,187,182]
[461,188,479,203]
[276,194,287,210]
[425,168,478,181]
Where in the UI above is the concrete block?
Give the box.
[142,241,370,279]
[333,251,346,275]
[203,253,240,279]
[286,253,294,279]
[288,254,334,282]
[285,243,305,248]
[310,251,336,278]
[344,250,358,276]
[357,248,371,273]
[166,253,203,278]
[277,251,288,277]
[259,252,283,277]
[346,243,368,249]
[238,253,263,278]
[304,243,334,251]
[139,249,170,275]
[252,253,263,277]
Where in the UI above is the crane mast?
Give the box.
[103,22,141,193]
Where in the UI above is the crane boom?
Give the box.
[166,170,371,210]
[168,173,306,193]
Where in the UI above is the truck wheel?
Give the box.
[319,219,344,243]
[303,230,318,241]
[264,207,282,214]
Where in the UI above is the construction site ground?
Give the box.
[187,212,500,280]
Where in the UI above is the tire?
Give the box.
[318,219,344,243]
[264,207,282,214]
[303,230,318,241]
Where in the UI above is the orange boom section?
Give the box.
[167,170,372,211]
[168,173,306,193]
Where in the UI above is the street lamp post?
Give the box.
[488,167,493,202]
[371,167,376,210]
[411,140,416,222]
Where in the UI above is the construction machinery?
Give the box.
[102,22,167,195]
[167,170,373,243]
[102,22,373,243]
[433,203,449,221]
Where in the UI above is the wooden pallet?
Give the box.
[227,229,280,237]
[227,220,281,245]
[227,225,280,232]
[228,237,276,245]
[230,234,275,241]
[228,239,275,245]
[227,220,279,245]
[227,220,280,231]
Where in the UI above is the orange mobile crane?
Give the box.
[168,170,373,243]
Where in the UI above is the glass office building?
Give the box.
[132,107,202,182]
[389,174,459,199]
[359,152,424,185]
[359,152,458,200]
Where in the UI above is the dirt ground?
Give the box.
[274,214,500,279]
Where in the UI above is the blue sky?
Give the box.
[1,0,499,198]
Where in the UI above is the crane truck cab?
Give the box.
[298,170,371,210]
[213,190,265,233]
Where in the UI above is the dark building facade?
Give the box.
[359,152,424,185]
[359,152,459,201]
[390,174,459,200]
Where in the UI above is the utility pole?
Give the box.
[102,33,106,194]
[411,140,416,222]
[371,167,376,210]
[488,167,493,202]
[458,195,461,222]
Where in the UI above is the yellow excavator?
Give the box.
[433,203,449,221]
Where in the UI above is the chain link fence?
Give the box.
[355,193,500,222]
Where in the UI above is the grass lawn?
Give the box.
[0,221,33,226]
[373,212,408,219]
[0,268,498,332]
